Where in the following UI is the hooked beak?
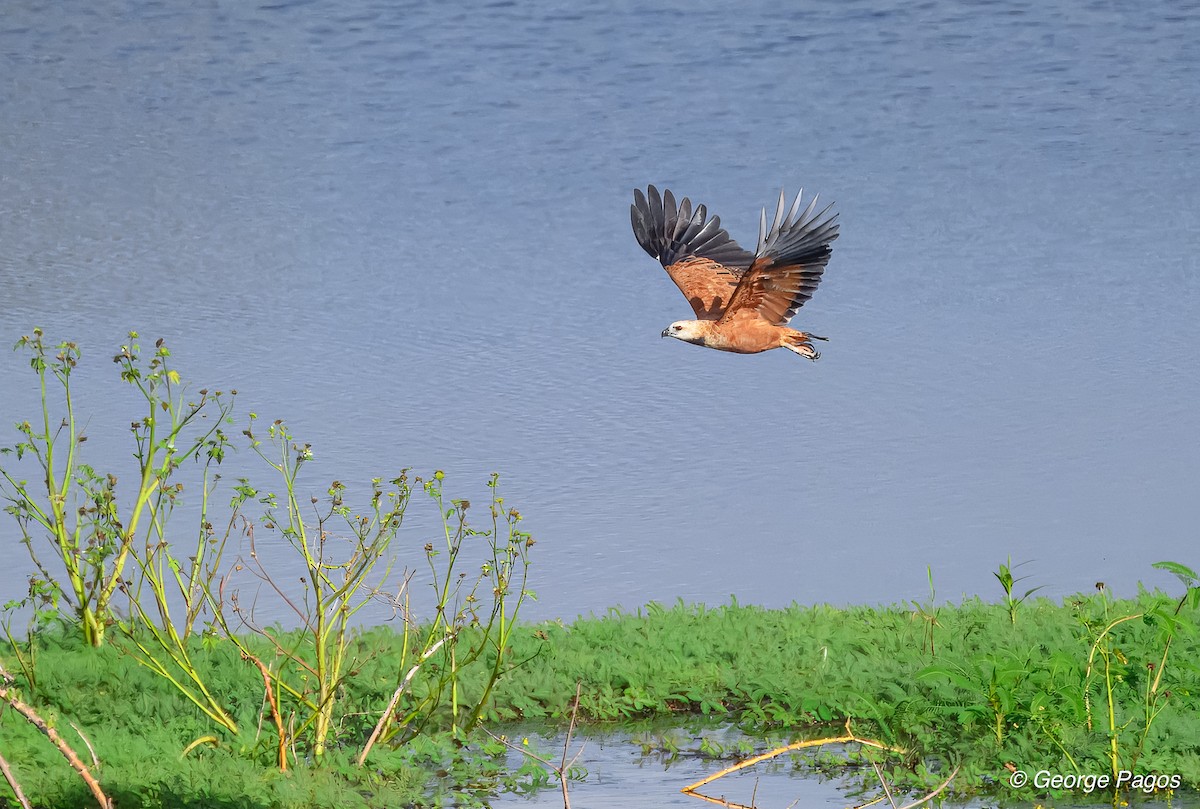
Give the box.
[661,327,670,338]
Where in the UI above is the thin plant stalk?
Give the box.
[211,417,412,759]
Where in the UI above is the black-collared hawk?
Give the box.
[631,185,839,360]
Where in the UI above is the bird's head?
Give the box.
[661,320,707,345]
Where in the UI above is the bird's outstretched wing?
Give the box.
[718,188,839,327]
[631,185,757,320]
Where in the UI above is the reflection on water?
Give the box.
[2,0,1199,623]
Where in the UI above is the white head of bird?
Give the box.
[661,320,708,345]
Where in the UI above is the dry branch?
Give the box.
[244,651,289,770]
[682,717,958,809]
[356,634,449,766]
[682,718,904,794]
[479,681,585,809]
[0,665,111,809]
[0,748,33,809]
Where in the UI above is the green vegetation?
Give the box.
[1,330,536,807]
[3,583,1200,806]
[492,583,1200,793]
[995,556,1046,625]
[2,330,1198,807]
[0,331,236,648]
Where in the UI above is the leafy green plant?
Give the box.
[919,651,1035,745]
[1082,582,1140,779]
[910,566,941,655]
[365,470,535,750]
[993,557,1044,625]
[2,576,58,695]
[0,330,235,647]
[1077,564,1197,783]
[1132,561,1198,769]
[204,416,412,761]
[111,401,245,737]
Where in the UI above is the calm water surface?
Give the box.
[3,0,1199,624]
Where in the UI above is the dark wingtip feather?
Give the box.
[757,188,840,266]
[630,185,755,270]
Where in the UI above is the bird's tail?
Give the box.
[783,330,827,361]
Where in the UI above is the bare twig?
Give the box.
[872,761,899,809]
[0,664,111,809]
[850,798,888,809]
[678,791,753,809]
[480,681,586,809]
[244,652,289,770]
[480,726,583,809]
[356,634,450,766]
[244,526,310,625]
[891,763,960,809]
[682,718,904,794]
[681,719,955,809]
[481,727,559,769]
[70,722,100,769]
[686,720,955,809]
[0,748,33,809]
[558,682,584,809]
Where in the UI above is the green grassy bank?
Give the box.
[3,583,1199,808]
[4,333,1195,806]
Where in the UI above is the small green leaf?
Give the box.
[1153,561,1198,587]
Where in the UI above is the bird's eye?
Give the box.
[673,325,682,331]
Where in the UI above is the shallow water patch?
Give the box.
[488,724,1189,809]
[490,726,858,808]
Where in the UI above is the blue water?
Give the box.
[3,0,1199,625]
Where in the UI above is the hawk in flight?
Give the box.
[631,185,839,360]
